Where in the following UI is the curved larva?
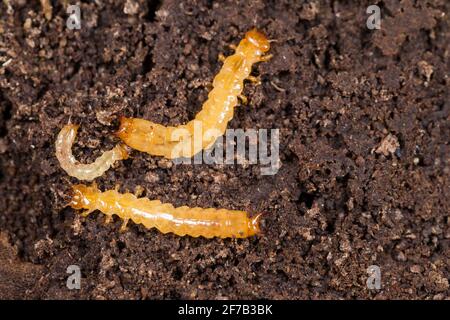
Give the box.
[69,184,261,239]
[55,124,129,181]
[116,28,272,159]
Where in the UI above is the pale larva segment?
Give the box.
[55,124,129,181]
[73,185,259,239]
[116,29,270,159]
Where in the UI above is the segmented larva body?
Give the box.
[69,184,261,239]
[55,124,129,181]
[116,29,272,159]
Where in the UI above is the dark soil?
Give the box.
[0,0,449,299]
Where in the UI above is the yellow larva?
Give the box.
[116,29,272,159]
[69,184,261,239]
[55,124,129,181]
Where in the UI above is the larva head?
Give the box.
[69,184,99,210]
[245,29,270,53]
[115,116,133,141]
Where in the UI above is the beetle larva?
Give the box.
[116,28,272,159]
[69,184,261,239]
[55,124,129,181]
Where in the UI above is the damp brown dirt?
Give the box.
[0,0,449,299]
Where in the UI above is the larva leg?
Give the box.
[81,209,94,217]
[134,185,145,197]
[120,218,130,232]
[218,53,226,62]
[218,44,237,62]
[219,43,240,61]
[238,94,248,105]
[247,75,261,85]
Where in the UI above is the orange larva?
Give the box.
[69,184,261,239]
[116,28,272,159]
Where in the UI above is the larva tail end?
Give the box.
[116,143,131,160]
[248,213,263,236]
[115,116,132,140]
[71,123,80,130]
[245,29,270,53]
[63,123,79,134]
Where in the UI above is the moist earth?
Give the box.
[0,0,449,299]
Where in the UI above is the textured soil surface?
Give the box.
[0,0,449,299]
